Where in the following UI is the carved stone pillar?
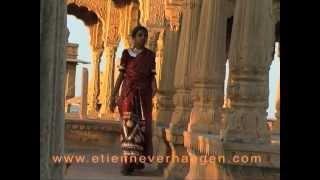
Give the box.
[154,30,164,88]
[65,62,76,99]
[221,0,274,144]
[40,0,66,179]
[118,1,139,49]
[87,21,104,118]
[153,28,180,171]
[87,47,103,118]
[99,46,117,120]
[183,0,228,179]
[153,26,180,128]
[183,1,280,179]
[273,79,280,135]
[187,0,226,135]
[164,0,202,179]
[216,1,280,179]
[151,8,181,174]
[275,43,280,128]
[80,67,88,119]
[65,43,79,100]
[147,30,160,52]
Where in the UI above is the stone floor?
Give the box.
[64,150,165,180]
[64,163,164,180]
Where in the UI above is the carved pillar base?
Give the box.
[184,132,223,180]
[152,126,170,171]
[164,129,189,180]
[152,93,175,127]
[185,151,223,180]
[188,83,225,135]
[222,105,271,144]
[152,92,175,173]
[163,89,192,177]
[184,131,280,180]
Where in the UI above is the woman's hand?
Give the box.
[109,96,117,113]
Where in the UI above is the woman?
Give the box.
[109,26,157,175]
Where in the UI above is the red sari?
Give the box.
[117,47,156,164]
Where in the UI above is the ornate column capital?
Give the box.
[145,0,166,28]
[146,30,160,52]
[88,21,104,61]
[90,47,103,63]
[102,2,121,46]
[165,4,182,31]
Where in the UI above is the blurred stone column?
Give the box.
[221,0,274,144]
[87,47,103,117]
[99,46,117,120]
[40,0,66,179]
[184,0,227,179]
[164,0,202,179]
[80,67,89,119]
[87,22,104,118]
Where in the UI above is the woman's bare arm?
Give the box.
[112,72,125,97]
[109,72,125,112]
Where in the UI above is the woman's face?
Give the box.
[133,30,147,47]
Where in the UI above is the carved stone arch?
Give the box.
[66,3,104,49]
[67,3,99,26]
[66,0,106,20]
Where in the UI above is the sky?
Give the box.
[67,15,280,119]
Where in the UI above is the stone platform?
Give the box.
[65,118,121,150]
[64,118,165,179]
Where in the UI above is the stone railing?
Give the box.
[65,118,121,151]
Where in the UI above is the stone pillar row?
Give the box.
[181,0,279,179]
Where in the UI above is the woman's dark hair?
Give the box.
[131,26,148,38]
